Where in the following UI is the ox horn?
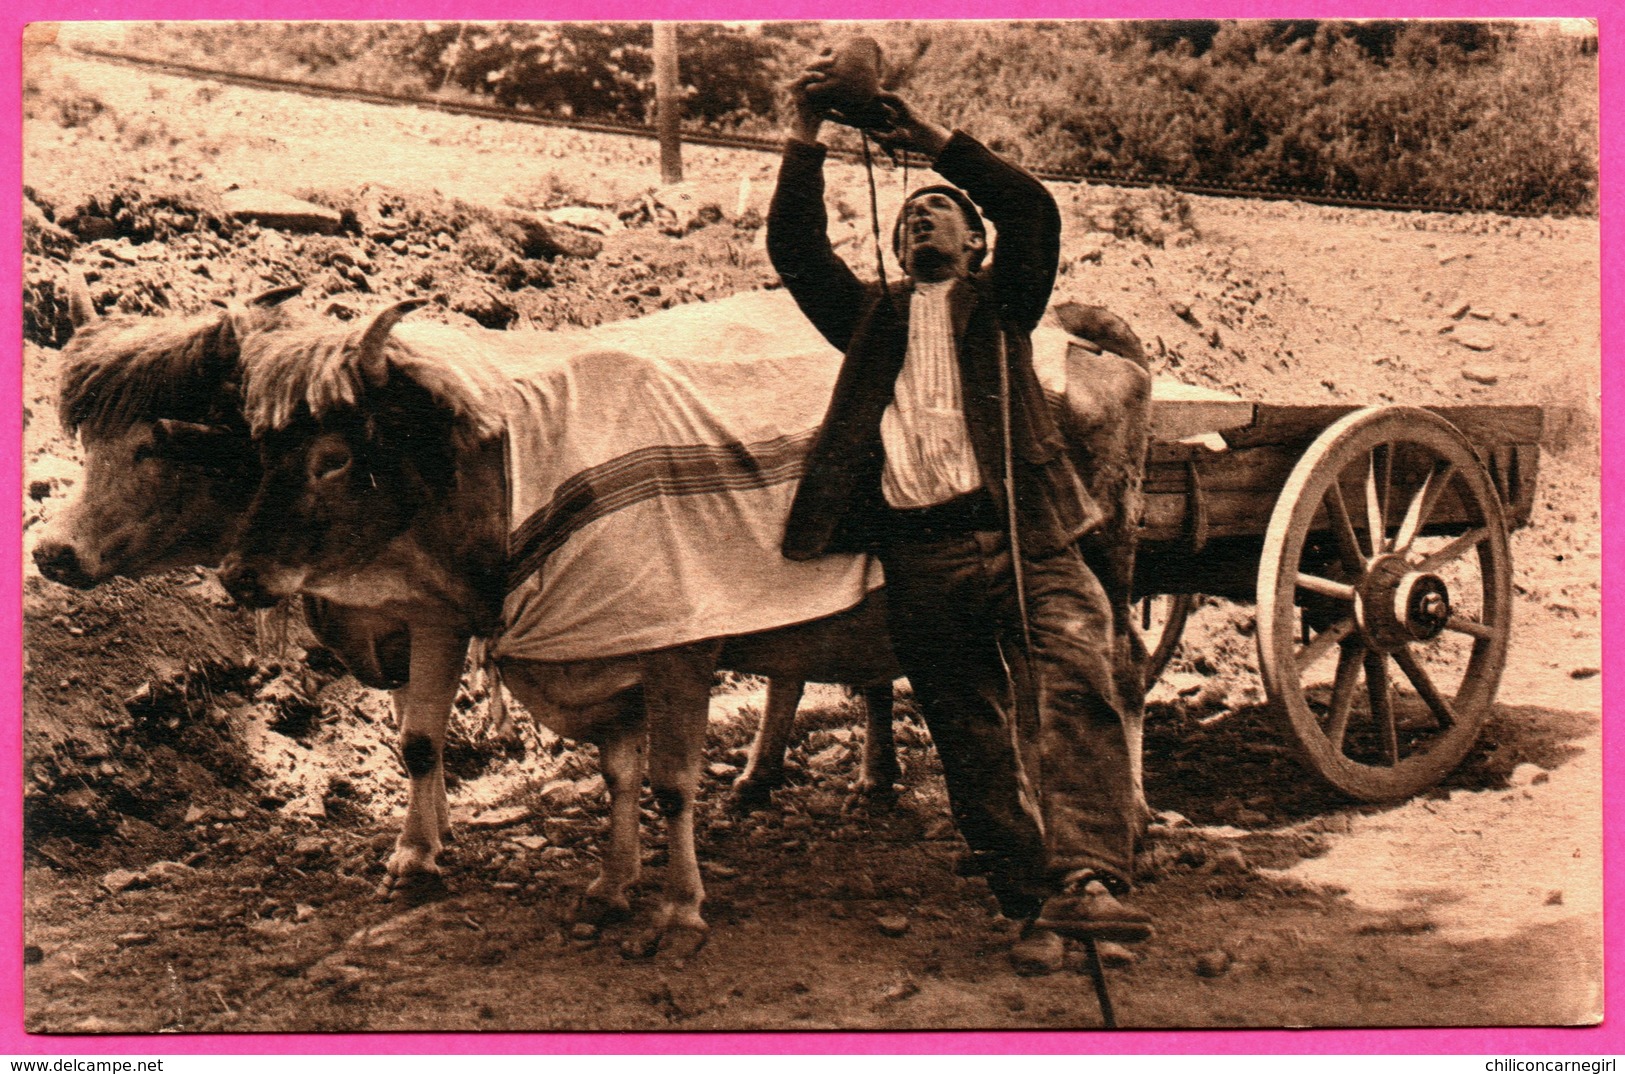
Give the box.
[357,298,429,388]
[247,284,304,308]
[212,284,301,312]
[66,271,98,329]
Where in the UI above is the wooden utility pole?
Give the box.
[653,22,683,185]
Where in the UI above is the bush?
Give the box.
[397,22,784,126]
[114,19,1598,215]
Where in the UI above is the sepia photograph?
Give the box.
[17,17,1603,1035]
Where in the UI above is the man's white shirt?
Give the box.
[879,279,986,509]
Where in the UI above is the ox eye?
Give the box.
[309,443,353,481]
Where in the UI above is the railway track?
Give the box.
[71,44,1549,218]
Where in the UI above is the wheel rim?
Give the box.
[1135,592,1194,688]
[1257,407,1511,801]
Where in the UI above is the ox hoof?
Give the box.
[378,870,450,905]
[850,775,900,805]
[619,929,662,960]
[728,778,778,813]
[857,759,903,793]
[659,926,708,961]
[652,901,708,935]
[572,893,632,928]
[615,927,704,961]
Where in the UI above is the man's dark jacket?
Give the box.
[767,131,1103,560]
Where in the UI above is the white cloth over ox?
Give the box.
[490,290,886,663]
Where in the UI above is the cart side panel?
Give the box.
[1143,442,1507,542]
[1222,404,1544,452]
[1136,404,1543,589]
[1489,442,1541,528]
[1141,443,1300,544]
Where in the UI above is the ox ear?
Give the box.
[67,271,98,329]
[247,284,304,308]
[357,298,430,388]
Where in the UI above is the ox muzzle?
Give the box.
[217,556,296,610]
[32,537,101,589]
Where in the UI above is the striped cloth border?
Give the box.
[505,428,820,594]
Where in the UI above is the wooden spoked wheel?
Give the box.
[1135,592,1194,688]
[1257,407,1512,800]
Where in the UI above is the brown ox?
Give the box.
[32,288,415,673]
[31,289,900,884]
[33,285,298,588]
[217,294,1152,942]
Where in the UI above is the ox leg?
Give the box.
[854,681,901,798]
[1120,624,1153,832]
[382,628,468,898]
[639,642,718,939]
[732,678,804,810]
[391,689,451,844]
[579,699,647,924]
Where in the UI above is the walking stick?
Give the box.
[997,329,1033,653]
[1083,936,1118,1028]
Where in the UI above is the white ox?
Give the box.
[217,290,1151,944]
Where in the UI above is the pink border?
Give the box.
[4,1,1616,1056]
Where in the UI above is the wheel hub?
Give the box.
[1355,554,1451,650]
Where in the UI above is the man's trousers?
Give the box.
[879,525,1139,920]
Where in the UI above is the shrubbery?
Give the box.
[398,23,784,125]
[117,19,1597,215]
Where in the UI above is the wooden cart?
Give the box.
[1129,384,1543,801]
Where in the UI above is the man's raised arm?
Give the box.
[766,59,868,352]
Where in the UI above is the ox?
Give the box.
[217,293,1152,942]
[34,284,298,587]
[29,283,447,818]
[33,286,416,686]
[31,287,900,907]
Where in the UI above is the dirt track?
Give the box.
[20,44,1604,1033]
